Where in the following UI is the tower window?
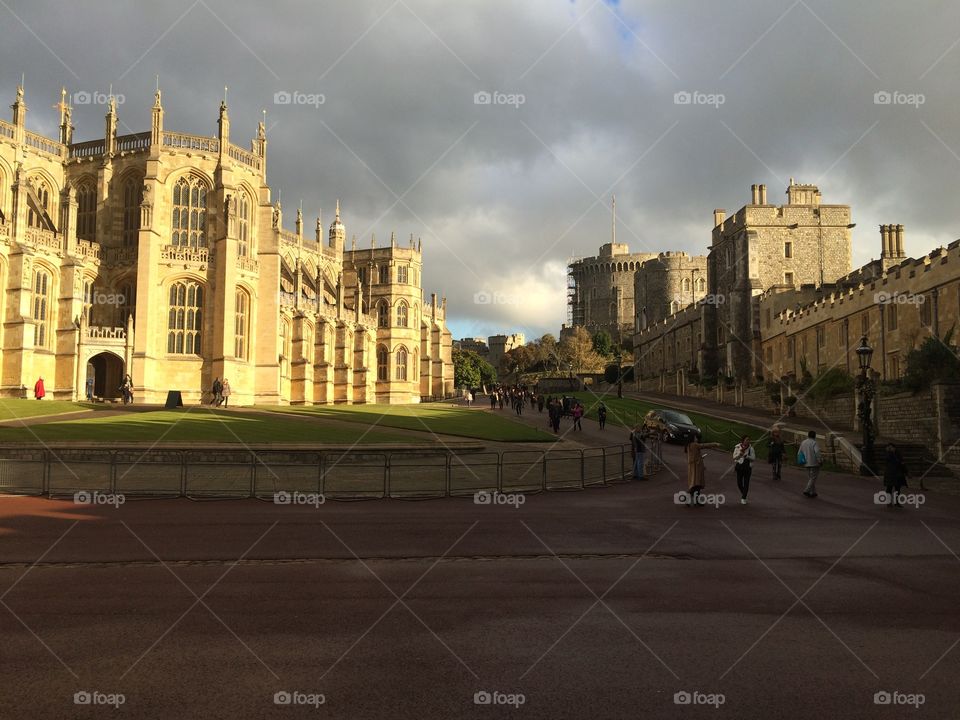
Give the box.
[784,241,793,259]
[167,281,203,354]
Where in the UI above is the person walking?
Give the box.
[572,402,583,431]
[33,377,45,400]
[733,436,756,505]
[798,430,822,498]
[768,428,785,482]
[85,377,94,402]
[221,379,232,408]
[490,392,497,410]
[211,377,223,406]
[537,395,544,413]
[684,437,721,507]
[630,425,648,479]
[120,374,133,405]
[598,403,607,430]
[882,442,908,508]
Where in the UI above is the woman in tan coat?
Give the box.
[685,437,721,507]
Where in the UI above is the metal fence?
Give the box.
[0,442,662,500]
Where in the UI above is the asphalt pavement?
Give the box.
[1,436,958,719]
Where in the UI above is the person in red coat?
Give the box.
[34,377,45,400]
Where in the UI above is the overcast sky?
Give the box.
[4,0,960,341]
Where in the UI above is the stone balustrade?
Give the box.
[160,244,210,266]
[161,131,219,153]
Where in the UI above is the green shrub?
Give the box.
[903,328,960,391]
[807,367,855,402]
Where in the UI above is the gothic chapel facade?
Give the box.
[0,84,453,404]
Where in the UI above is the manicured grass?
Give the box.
[0,408,411,445]
[564,395,776,459]
[258,403,555,442]
[0,399,99,421]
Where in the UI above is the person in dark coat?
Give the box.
[883,442,908,508]
[211,377,223,406]
[768,427,785,481]
[598,403,607,430]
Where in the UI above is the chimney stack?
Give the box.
[895,224,905,257]
[751,184,759,204]
[759,184,767,204]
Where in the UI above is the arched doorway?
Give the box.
[87,351,125,400]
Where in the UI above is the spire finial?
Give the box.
[335,198,340,221]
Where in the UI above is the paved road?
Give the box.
[1,442,958,719]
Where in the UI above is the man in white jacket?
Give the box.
[798,430,822,498]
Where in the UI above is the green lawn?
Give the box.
[564,394,776,459]
[0,399,99,421]
[258,403,555,442]
[0,408,411,445]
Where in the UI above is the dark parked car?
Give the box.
[643,409,702,443]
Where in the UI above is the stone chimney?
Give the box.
[751,184,759,204]
[758,184,767,204]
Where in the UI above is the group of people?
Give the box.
[36,374,135,404]
[674,426,909,507]
[210,377,232,407]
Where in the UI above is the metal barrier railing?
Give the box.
[0,443,649,500]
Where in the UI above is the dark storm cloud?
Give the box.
[4,0,960,340]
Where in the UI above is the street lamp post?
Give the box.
[855,336,876,476]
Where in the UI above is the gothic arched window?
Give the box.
[171,175,207,248]
[32,268,51,348]
[377,301,389,328]
[234,288,249,359]
[396,301,408,328]
[167,281,203,354]
[122,178,142,247]
[377,344,388,381]
[395,346,408,381]
[28,179,50,229]
[238,193,250,257]
[76,183,96,241]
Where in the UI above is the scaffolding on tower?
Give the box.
[566,256,583,327]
